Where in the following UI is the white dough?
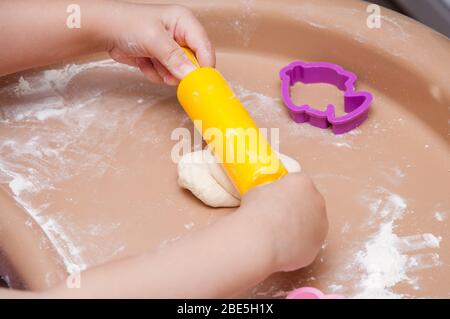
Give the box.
[177,149,301,208]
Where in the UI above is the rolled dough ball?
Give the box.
[177,149,301,208]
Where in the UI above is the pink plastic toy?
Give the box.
[286,287,345,299]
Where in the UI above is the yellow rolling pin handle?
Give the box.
[182,47,200,68]
[177,48,287,195]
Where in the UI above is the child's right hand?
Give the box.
[239,173,328,272]
[101,2,214,85]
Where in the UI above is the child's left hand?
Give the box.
[101,2,215,85]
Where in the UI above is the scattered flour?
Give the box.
[355,221,408,299]
[434,211,448,222]
[0,59,153,273]
[231,83,361,148]
[15,76,32,95]
[5,60,135,97]
[352,188,442,298]
[9,175,34,196]
[34,108,67,121]
[328,284,344,293]
[332,141,352,149]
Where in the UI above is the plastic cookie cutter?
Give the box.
[279,61,373,134]
[286,287,345,299]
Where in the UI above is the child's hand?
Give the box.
[239,173,328,272]
[103,2,215,85]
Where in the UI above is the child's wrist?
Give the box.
[83,0,119,52]
[234,209,278,275]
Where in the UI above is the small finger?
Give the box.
[109,48,139,67]
[174,13,216,67]
[136,58,164,84]
[151,58,179,86]
[142,25,196,79]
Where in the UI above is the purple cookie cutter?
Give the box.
[280,61,373,134]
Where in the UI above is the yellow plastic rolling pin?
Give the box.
[177,48,287,195]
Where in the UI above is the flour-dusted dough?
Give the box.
[177,149,301,208]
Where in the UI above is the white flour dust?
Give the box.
[351,188,442,298]
[0,59,169,272]
[434,211,448,222]
[232,83,361,148]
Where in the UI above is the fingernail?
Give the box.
[178,62,197,79]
